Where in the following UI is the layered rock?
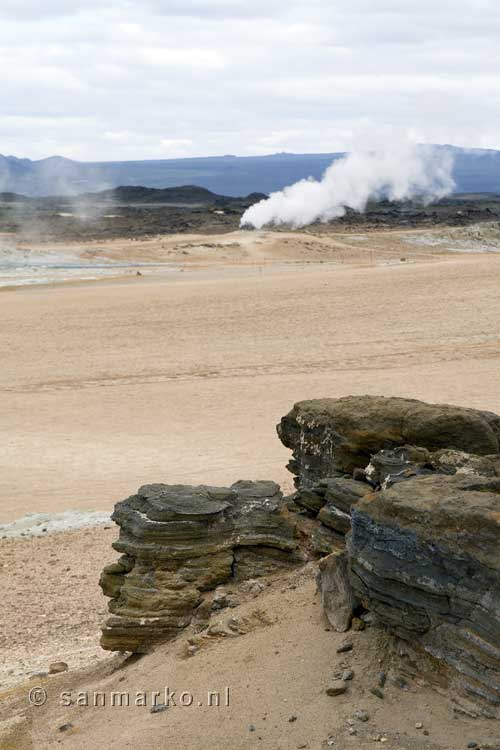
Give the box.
[365,445,500,488]
[278,395,500,487]
[100,480,299,651]
[289,477,372,555]
[349,474,500,714]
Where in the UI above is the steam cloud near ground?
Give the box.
[240,145,455,229]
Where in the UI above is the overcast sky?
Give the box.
[2,0,500,161]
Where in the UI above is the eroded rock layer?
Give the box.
[349,474,500,714]
[100,480,298,651]
[278,395,500,487]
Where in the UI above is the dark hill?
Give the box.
[83,184,266,205]
[0,192,31,202]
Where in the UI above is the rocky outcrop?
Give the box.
[349,474,500,714]
[100,480,299,652]
[99,393,500,717]
[280,395,500,712]
[278,395,500,487]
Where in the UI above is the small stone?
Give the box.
[58,723,73,732]
[342,669,354,681]
[415,722,423,729]
[348,727,357,736]
[326,680,348,696]
[378,671,387,688]
[49,661,68,674]
[370,688,384,699]
[351,617,365,631]
[336,641,353,654]
[186,645,198,656]
[326,737,335,747]
[467,743,478,749]
[423,730,429,736]
[354,709,370,722]
[289,715,298,722]
[150,703,168,714]
[211,588,229,610]
[241,579,266,596]
[249,724,257,732]
[380,739,388,744]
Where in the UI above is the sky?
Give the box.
[2,0,500,161]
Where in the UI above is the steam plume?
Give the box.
[240,145,455,229]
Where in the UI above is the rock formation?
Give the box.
[278,395,500,715]
[349,474,500,715]
[100,480,299,652]
[278,395,500,486]
[99,393,500,715]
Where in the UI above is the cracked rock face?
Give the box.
[277,395,500,487]
[349,474,500,713]
[100,480,298,652]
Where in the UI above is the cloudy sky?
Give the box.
[2,0,500,161]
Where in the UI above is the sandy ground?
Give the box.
[2,228,500,748]
[16,225,466,268]
[2,569,500,750]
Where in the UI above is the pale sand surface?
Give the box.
[2,247,500,523]
[2,230,500,747]
[3,570,499,749]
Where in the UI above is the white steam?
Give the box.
[240,145,455,229]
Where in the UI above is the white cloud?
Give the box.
[1,1,500,159]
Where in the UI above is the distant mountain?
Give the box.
[0,185,267,206]
[1,146,499,197]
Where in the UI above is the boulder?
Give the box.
[349,473,500,713]
[277,395,500,487]
[317,550,358,632]
[100,480,299,652]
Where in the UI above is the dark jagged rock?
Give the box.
[365,445,500,489]
[349,474,500,714]
[100,480,299,652]
[310,524,345,556]
[430,449,500,478]
[284,476,373,555]
[364,445,434,487]
[277,395,500,487]
[317,478,373,534]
